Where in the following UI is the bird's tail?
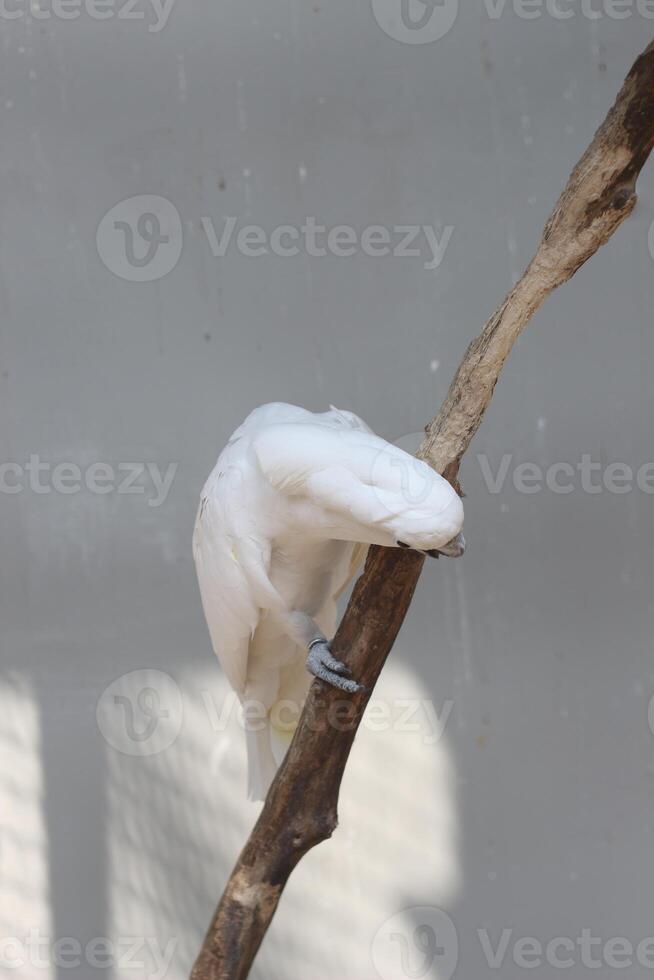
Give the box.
[243,648,311,800]
[244,695,303,801]
[245,724,278,802]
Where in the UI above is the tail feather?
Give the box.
[270,718,295,766]
[245,724,278,802]
[243,640,321,800]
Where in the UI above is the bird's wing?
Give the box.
[252,422,455,525]
[192,485,259,698]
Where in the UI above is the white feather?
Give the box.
[193,403,464,799]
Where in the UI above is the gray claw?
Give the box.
[321,645,351,675]
[307,641,363,693]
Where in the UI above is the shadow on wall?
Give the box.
[0,673,54,968]
[0,654,460,980]
[0,668,111,980]
[103,657,461,980]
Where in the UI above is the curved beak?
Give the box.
[426,531,466,559]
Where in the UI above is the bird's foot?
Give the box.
[306,640,364,694]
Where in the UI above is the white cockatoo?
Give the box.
[193,403,465,799]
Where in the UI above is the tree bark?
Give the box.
[191,39,654,980]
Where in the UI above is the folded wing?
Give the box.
[253,422,456,526]
[192,487,259,697]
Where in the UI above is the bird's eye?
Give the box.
[397,541,411,549]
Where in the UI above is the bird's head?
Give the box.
[359,444,465,557]
[388,489,465,558]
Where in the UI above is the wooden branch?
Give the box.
[191,40,654,980]
[420,38,654,477]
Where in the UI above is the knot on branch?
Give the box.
[584,180,637,226]
[288,808,339,853]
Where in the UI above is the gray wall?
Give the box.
[1,3,654,979]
